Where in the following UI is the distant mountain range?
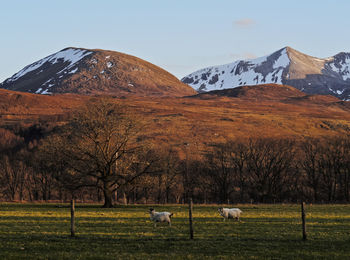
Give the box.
[2,46,350,100]
[0,47,196,97]
[182,47,350,100]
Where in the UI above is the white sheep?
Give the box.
[149,208,174,227]
[218,207,242,222]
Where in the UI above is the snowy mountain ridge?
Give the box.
[6,48,92,84]
[1,48,93,95]
[182,47,350,100]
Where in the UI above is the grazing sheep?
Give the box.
[218,207,242,222]
[149,208,173,227]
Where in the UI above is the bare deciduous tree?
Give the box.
[0,154,27,201]
[41,99,156,207]
[245,138,295,203]
[299,138,323,202]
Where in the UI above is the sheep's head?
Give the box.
[218,208,223,214]
[149,208,155,214]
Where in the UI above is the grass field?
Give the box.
[0,203,349,259]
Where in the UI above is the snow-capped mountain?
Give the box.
[0,47,196,97]
[182,47,350,100]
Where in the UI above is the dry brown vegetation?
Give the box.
[2,48,197,97]
[1,84,350,149]
[67,49,197,97]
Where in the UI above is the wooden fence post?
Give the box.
[189,198,194,239]
[301,202,307,240]
[71,199,75,237]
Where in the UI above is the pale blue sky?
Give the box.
[1,0,349,82]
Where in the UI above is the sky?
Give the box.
[1,0,350,82]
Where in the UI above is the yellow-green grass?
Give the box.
[0,203,349,259]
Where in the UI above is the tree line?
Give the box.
[1,100,350,207]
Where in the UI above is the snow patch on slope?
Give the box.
[107,61,113,68]
[6,48,92,82]
[273,48,290,69]
[183,48,290,92]
[329,56,350,80]
[69,67,78,74]
[41,89,52,95]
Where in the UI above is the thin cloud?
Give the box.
[234,18,256,28]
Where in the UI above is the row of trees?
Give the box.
[198,137,350,204]
[1,100,350,206]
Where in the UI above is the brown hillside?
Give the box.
[1,47,196,97]
[195,84,342,107]
[285,94,340,104]
[61,49,197,96]
[0,89,88,126]
[195,84,305,101]
[1,87,350,151]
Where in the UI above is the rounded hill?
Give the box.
[195,84,306,101]
[0,47,196,97]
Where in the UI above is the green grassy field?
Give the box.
[0,203,349,259]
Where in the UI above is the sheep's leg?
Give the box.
[168,221,171,227]
[154,222,157,228]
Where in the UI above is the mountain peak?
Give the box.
[277,46,301,56]
[282,46,315,60]
[60,46,90,52]
[283,46,294,52]
[0,48,196,97]
[182,47,350,100]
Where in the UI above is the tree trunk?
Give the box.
[34,190,39,201]
[143,188,148,204]
[175,195,181,204]
[157,174,162,204]
[59,187,63,202]
[239,181,245,203]
[313,186,318,203]
[114,190,118,202]
[28,190,33,202]
[102,181,114,208]
[189,198,194,239]
[97,188,102,202]
[123,192,127,205]
[19,188,23,202]
[133,188,137,204]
